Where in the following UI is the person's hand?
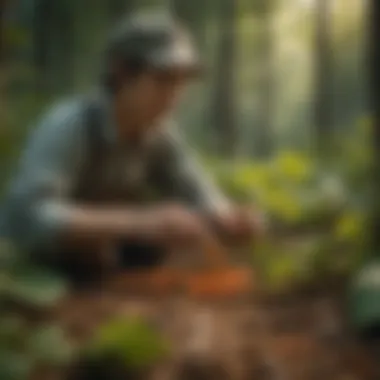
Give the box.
[208,206,267,245]
[140,204,210,247]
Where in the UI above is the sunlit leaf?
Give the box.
[334,211,365,242]
[28,325,74,366]
[87,316,170,369]
[7,267,67,308]
[265,255,298,290]
[273,151,314,183]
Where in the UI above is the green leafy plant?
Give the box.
[0,240,73,380]
[0,240,68,309]
[207,150,345,229]
[84,316,170,370]
[204,117,372,292]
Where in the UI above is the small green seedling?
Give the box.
[84,316,171,371]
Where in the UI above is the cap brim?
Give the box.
[148,46,204,77]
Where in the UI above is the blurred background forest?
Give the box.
[1,0,370,285]
[0,1,375,379]
[1,0,368,154]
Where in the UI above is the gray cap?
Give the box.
[106,11,202,76]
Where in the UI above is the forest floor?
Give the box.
[48,265,379,380]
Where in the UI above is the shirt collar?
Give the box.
[90,87,170,151]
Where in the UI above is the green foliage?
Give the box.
[0,319,74,379]
[0,351,33,380]
[335,116,373,193]
[0,241,68,308]
[5,265,68,308]
[85,316,170,370]
[209,150,345,227]
[206,117,371,292]
[27,325,74,366]
[0,242,170,378]
[0,241,73,380]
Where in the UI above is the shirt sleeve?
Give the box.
[150,126,232,215]
[2,100,87,255]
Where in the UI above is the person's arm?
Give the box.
[3,101,152,256]
[151,126,233,218]
[150,126,262,244]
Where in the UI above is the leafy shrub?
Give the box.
[208,151,345,228]
[0,240,74,380]
[0,238,173,380]
[81,316,170,374]
[205,117,372,290]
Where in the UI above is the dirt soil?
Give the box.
[47,269,379,380]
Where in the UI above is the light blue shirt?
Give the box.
[1,90,230,257]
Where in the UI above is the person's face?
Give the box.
[118,68,193,130]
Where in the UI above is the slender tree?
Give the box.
[0,0,9,188]
[348,1,380,351]
[32,0,75,94]
[210,0,237,157]
[113,0,127,14]
[55,2,74,93]
[0,0,4,65]
[314,0,334,154]
[109,0,132,22]
[369,0,380,248]
[253,0,276,158]
[32,0,52,92]
[0,0,6,122]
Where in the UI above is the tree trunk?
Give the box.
[0,0,9,188]
[33,0,75,94]
[55,2,74,93]
[0,0,5,65]
[369,0,380,249]
[255,0,275,158]
[0,0,6,125]
[109,0,137,22]
[210,0,237,157]
[32,0,52,92]
[314,0,333,154]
